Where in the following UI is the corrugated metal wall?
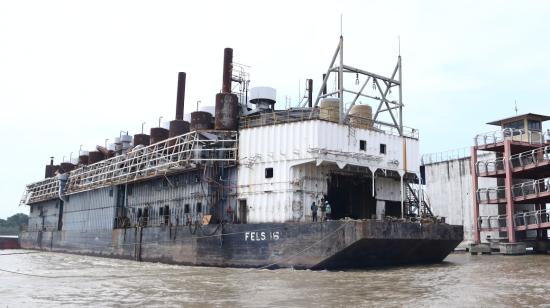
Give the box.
[238,120,419,223]
[27,199,59,231]
[125,166,237,226]
[63,187,115,231]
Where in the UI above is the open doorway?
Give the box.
[327,173,376,220]
[238,199,247,224]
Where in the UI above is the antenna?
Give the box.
[514,100,518,115]
[340,14,343,37]
[398,36,401,56]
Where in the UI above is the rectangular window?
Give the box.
[109,188,114,197]
[127,185,133,196]
[504,120,524,130]
[359,140,366,151]
[265,167,274,178]
[184,204,190,214]
[196,202,202,213]
[380,144,387,154]
[528,120,541,131]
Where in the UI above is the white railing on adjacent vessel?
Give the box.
[474,128,548,147]
[21,130,238,204]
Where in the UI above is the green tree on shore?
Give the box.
[0,213,28,235]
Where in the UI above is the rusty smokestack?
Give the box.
[175,72,186,120]
[222,48,233,93]
[307,79,313,108]
[322,74,327,95]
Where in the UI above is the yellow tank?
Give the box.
[319,98,340,123]
[349,104,373,129]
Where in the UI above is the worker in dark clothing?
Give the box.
[311,201,318,222]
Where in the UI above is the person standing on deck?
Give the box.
[311,201,318,222]
[319,200,326,222]
[325,200,331,221]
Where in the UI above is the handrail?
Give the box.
[22,130,238,204]
[239,108,419,139]
[477,177,550,202]
[478,214,507,229]
[475,157,505,174]
[509,145,550,168]
[474,128,547,147]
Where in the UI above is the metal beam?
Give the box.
[344,76,371,116]
[311,38,342,108]
[342,65,400,85]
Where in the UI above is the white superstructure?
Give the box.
[238,118,419,223]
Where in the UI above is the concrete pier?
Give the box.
[469,243,491,255]
[499,242,527,255]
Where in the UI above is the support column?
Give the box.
[504,140,516,243]
[471,147,481,244]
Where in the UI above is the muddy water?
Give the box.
[0,250,549,307]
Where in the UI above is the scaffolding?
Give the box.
[22,130,238,204]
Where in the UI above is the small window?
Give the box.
[109,188,114,197]
[196,202,202,213]
[30,205,34,213]
[359,140,366,151]
[127,185,133,196]
[504,120,524,130]
[265,167,274,178]
[528,120,542,131]
[380,144,387,154]
[184,204,190,214]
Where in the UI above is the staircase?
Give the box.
[404,182,434,219]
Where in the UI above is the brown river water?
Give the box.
[0,250,549,307]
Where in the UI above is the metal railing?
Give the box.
[478,214,507,230]
[514,208,550,228]
[477,177,550,202]
[476,158,505,174]
[21,177,59,205]
[478,208,550,230]
[239,108,419,139]
[477,187,507,203]
[474,128,547,147]
[511,178,550,198]
[510,145,550,168]
[421,147,470,165]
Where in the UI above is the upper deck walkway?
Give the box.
[474,128,549,154]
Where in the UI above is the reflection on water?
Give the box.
[0,250,549,307]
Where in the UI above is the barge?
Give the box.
[19,36,462,269]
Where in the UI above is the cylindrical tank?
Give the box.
[349,104,373,129]
[133,134,151,147]
[120,135,132,152]
[44,165,55,178]
[191,111,214,130]
[60,162,75,173]
[168,120,191,148]
[319,98,340,123]
[78,151,90,165]
[150,127,169,144]
[215,93,239,130]
[88,151,104,164]
[169,120,190,138]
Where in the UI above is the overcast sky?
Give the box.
[1,0,549,218]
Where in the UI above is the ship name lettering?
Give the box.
[245,231,280,241]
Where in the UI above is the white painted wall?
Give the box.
[424,156,499,243]
[238,120,417,223]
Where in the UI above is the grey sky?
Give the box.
[1,0,549,218]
